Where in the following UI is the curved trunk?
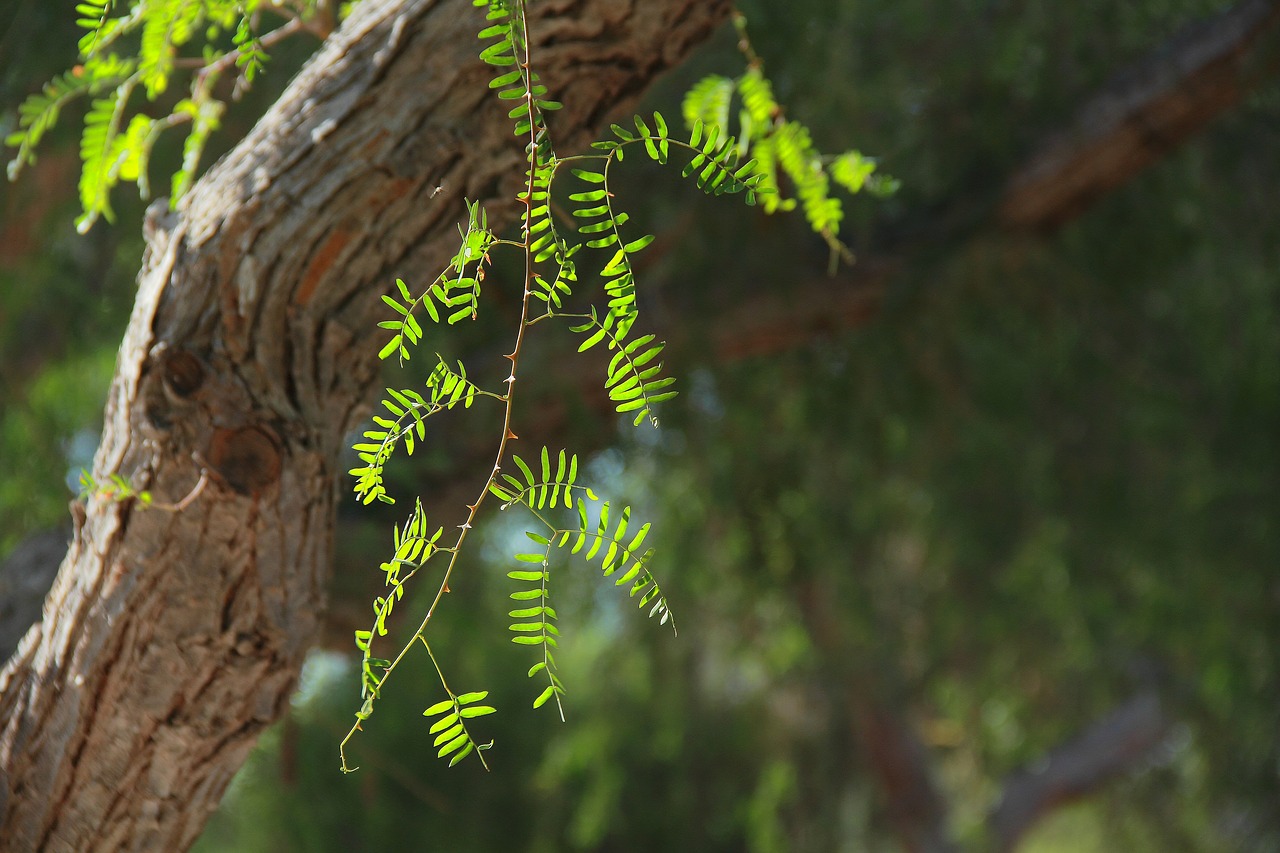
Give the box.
[0,0,731,848]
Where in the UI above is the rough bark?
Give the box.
[999,0,1280,231]
[0,0,731,849]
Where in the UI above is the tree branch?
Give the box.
[999,0,1280,231]
[987,693,1171,851]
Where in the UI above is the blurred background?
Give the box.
[2,0,1277,850]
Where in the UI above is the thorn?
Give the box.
[502,352,516,362]
[443,583,451,593]
[505,374,516,384]
[466,503,478,511]
[506,429,519,440]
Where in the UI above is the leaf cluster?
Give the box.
[348,358,494,505]
[683,57,900,265]
[5,0,310,232]
[490,448,675,631]
[507,530,565,718]
[555,499,673,629]
[351,501,444,710]
[474,0,562,142]
[332,4,884,774]
[378,201,496,362]
[488,447,674,718]
[567,110,771,425]
[422,688,496,768]
[77,469,153,505]
[571,313,676,427]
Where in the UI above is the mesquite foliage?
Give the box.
[7,0,890,776]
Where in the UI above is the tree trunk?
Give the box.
[0,0,731,849]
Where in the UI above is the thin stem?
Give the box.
[145,468,209,512]
[732,12,764,70]
[174,17,305,76]
[340,0,547,769]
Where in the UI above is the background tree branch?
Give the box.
[999,0,1280,231]
[988,693,1171,851]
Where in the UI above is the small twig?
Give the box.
[146,468,210,513]
[172,16,306,81]
[732,12,763,69]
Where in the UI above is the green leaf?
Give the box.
[424,698,454,716]
[489,69,521,88]
[654,111,668,138]
[448,742,475,767]
[533,685,556,709]
[578,326,608,352]
[514,454,535,487]
[623,234,655,254]
[428,712,459,734]
[437,733,470,758]
[587,234,619,249]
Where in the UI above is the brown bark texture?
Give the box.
[0,0,731,849]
